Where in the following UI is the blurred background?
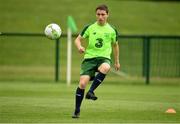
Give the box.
[0,0,179,84]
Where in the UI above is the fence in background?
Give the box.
[0,32,180,84]
[118,35,180,84]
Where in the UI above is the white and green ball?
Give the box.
[44,23,62,40]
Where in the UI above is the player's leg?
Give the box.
[73,58,97,117]
[86,62,110,100]
[98,62,111,74]
[90,62,110,92]
[72,75,90,118]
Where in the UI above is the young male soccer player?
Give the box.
[72,4,120,118]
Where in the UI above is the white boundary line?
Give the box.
[110,68,129,78]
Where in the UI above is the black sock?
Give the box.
[75,87,84,113]
[89,72,106,93]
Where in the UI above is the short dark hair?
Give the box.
[95,4,109,14]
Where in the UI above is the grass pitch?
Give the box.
[0,81,179,123]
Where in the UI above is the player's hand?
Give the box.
[114,63,120,71]
[78,46,85,54]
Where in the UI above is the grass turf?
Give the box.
[1,0,180,35]
[0,81,179,123]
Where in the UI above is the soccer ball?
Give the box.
[44,23,62,40]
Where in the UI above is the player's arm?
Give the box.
[112,42,120,71]
[74,35,85,54]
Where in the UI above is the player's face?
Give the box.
[96,9,108,25]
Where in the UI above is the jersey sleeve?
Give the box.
[80,25,90,38]
[111,28,119,44]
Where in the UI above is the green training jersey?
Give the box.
[80,22,118,59]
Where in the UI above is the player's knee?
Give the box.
[78,75,90,89]
[99,63,111,74]
[79,82,86,89]
[103,65,111,73]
